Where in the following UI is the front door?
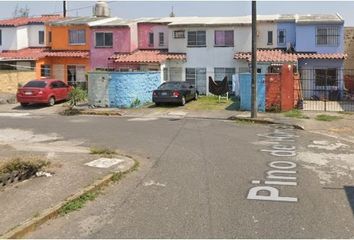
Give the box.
[67,65,77,86]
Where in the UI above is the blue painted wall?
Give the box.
[295,24,344,53]
[239,73,265,112]
[277,22,296,48]
[108,72,161,108]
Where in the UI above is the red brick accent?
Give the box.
[265,74,281,111]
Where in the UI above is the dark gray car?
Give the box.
[152,81,198,106]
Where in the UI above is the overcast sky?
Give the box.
[0,1,353,26]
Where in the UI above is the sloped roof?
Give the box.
[234,50,346,62]
[110,50,186,64]
[0,15,62,27]
[0,48,89,60]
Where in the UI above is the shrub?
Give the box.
[68,87,87,108]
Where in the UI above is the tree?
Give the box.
[13,4,30,18]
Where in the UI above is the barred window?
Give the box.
[316,26,339,46]
[173,30,185,39]
[315,68,337,86]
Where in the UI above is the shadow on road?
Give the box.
[344,186,354,216]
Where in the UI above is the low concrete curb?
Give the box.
[0,159,137,239]
[227,115,305,130]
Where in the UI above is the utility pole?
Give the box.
[251,0,257,118]
[63,1,67,17]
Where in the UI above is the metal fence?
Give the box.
[297,69,354,112]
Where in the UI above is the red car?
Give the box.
[17,79,72,107]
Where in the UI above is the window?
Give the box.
[48,31,52,43]
[214,68,235,92]
[40,64,51,77]
[95,32,113,47]
[267,31,273,45]
[315,68,338,86]
[0,29,2,46]
[187,31,206,47]
[159,32,164,46]
[163,67,168,81]
[186,68,207,94]
[69,29,86,45]
[38,31,44,44]
[278,29,286,45]
[149,32,154,46]
[215,30,234,47]
[173,30,185,39]
[316,26,339,45]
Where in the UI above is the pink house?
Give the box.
[137,18,171,50]
[89,18,138,70]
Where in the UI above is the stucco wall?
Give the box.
[138,23,169,49]
[16,26,28,50]
[0,28,17,50]
[47,25,91,51]
[88,71,161,108]
[0,70,35,93]
[295,24,344,53]
[277,22,296,48]
[90,27,131,70]
[28,25,46,47]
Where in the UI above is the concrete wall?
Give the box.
[88,71,161,108]
[138,23,169,49]
[0,70,36,93]
[16,26,28,50]
[0,28,17,50]
[90,27,132,70]
[295,24,344,53]
[239,73,265,111]
[129,22,138,52]
[344,27,354,69]
[28,25,46,47]
[277,22,296,48]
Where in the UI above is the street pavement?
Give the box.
[0,112,353,238]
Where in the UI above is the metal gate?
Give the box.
[298,69,354,112]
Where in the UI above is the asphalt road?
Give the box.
[1,114,354,238]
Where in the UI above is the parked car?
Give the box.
[17,79,72,107]
[152,81,198,106]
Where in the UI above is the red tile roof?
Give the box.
[0,48,47,60]
[110,50,186,64]
[0,15,62,27]
[234,50,346,62]
[0,48,89,60]
[43,50,89,58]
[235,50,298,62]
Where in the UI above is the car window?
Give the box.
[24,81,47,88]
[158,82,183,90]
[50,82,59,88]
[57,81,67,88]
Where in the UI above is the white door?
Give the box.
[53,64,64,81]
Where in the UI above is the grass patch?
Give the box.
[315,114,343,121]
[184,96,240,111]
[235,119,255,124]
[111,159,139,182]
[0,157,49,175]
[90,147,116,155]
[338,111,354,115]
[284,109,309,119]
[58,191,98,215]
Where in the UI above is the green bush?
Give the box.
[130,98,141,108]
[68,87,87,107]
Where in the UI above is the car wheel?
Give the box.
[20,103,29,107]
[181,96,186,106]
[48,97,55,106]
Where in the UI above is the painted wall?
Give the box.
[28,25,46,47]
[239,73,265,111]
[47,25,91,51]
[295,24,344,53]
[138,23,169,49]
[16,26,29,50]
[0,27,17,50]
[90,27,131,70]
[277,22,296,48]
[88,71,161,108]
[129,22,138,52]
[35,57,90,82]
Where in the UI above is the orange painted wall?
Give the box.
[46,25,91,51]
[36,57,89,82]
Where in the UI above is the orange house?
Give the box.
[35,17,105,85]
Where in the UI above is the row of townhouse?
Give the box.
[0,7,346,96]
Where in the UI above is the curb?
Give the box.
[1,159,137,239]
[227,115,305,130]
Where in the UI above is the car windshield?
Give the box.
[158,82,183,90]
[24,81,47,88]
